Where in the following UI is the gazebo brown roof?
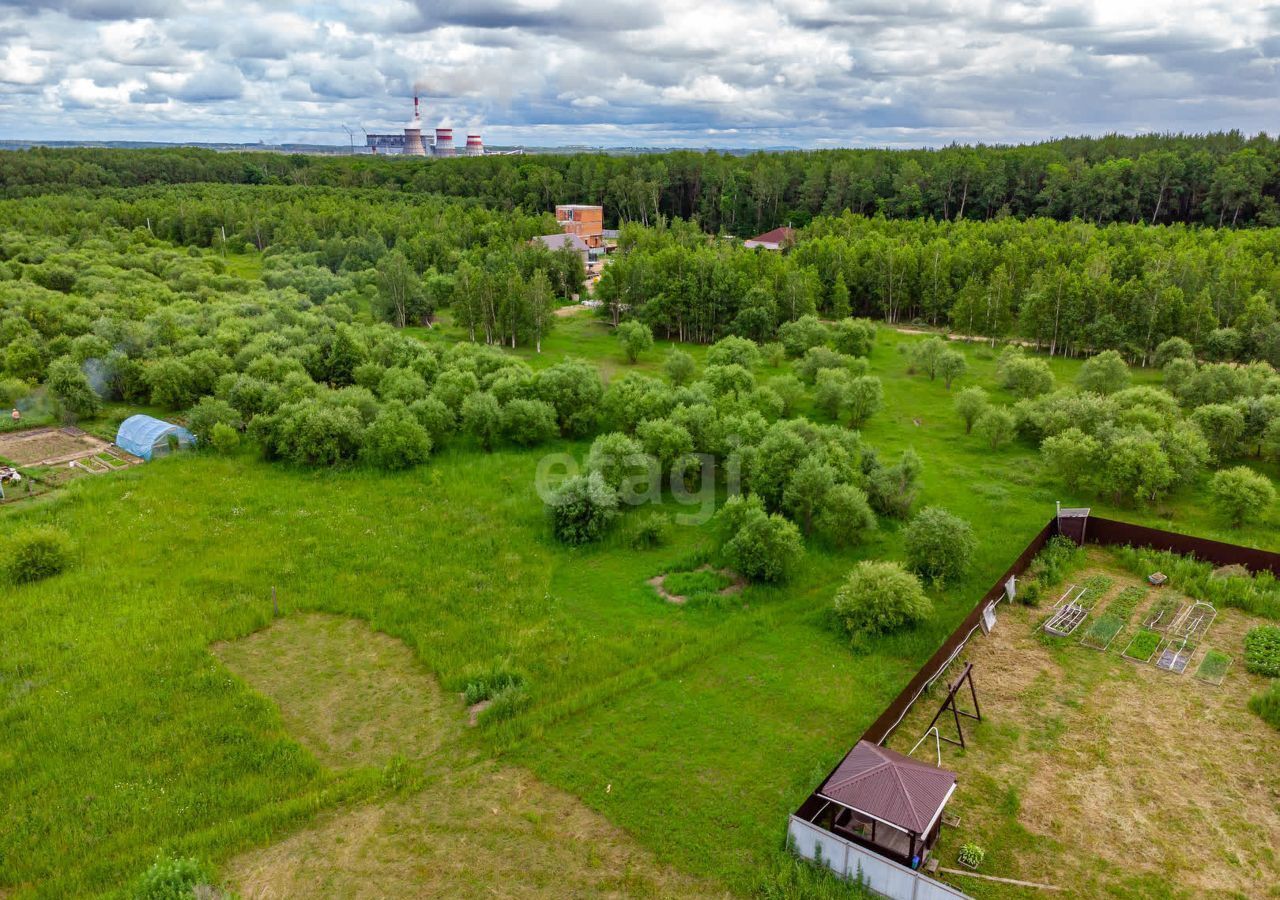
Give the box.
[817,740,957,834]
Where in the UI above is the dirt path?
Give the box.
[889,324,1036,348]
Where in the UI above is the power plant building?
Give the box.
[366,97,479,157]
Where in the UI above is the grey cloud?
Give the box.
[0,0,170,20]
[171,64,244,102]
[308,67,384,100]
[404,0,659,34]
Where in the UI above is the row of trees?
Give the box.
[597,213,1280,366]
[5,133,1280,232]
[933,342,1280,521]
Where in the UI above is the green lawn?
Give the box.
[2,323,1278,897]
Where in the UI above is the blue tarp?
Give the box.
[115,414,195,462]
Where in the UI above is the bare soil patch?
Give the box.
[0,427,113,466]
[885,553,1280,897]
[0,427,141,484]
[648,566,745,605]
[216,615,724,898]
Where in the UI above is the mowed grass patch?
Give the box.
[215,615,723,899]
[212,614,464,768]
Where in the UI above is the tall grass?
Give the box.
[1114,547,1280,619]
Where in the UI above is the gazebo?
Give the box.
[810,740,957,868]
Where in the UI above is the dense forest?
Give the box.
[599,214,1280,363]
[3,131,1280,234]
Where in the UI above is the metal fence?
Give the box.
[1085,516,1280,576]
[860,520,1056,746]
[788,816,971,900]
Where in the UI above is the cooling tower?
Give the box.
[433,127,455,157]
[403,96,427,156]
[465,134,484,157]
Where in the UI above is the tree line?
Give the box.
[3,131,1279,234]
[598,213,1280,365]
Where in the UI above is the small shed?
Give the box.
[115,415,195,461]
[815,740,957,868]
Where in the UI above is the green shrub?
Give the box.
[1244,626,1280,677]
[957,843,986,869]
[615,320,653,363]
[499,398,558,446]
[717,495,804,583]
[186,397,242,442]
[630,512,668,549]
[361,401,432,470]
[833,560,932,639]
[1248,680,1280,730]
[463,669,526,706]
[663,349,696,385]
[1209,466,1275,527]
[209,422,240,454]
[547,471,619,545]
[6,525,72,584]
[131,854,213,900]
[904,507,976,585]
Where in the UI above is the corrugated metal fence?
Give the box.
[1085,516,1280,575]
[788,816,971,900]
[861,520,1056,746]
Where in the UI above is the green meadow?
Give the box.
[2,318,1277,897]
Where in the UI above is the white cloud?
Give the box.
[0,0,1275,147]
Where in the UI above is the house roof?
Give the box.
[817,740,957,834]
[743,225,796,247]
[533,233,589,252]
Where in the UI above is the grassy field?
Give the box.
[1,320,1278,897]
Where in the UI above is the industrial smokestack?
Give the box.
[403,95,427,156]
[434,126,455,157]
[465,134,483,157]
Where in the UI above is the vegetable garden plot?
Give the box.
[1043,584,1090,636]
[1079,584,1149,651]
[1079,615,1125,650]
[1169,601,1217,641]
[1143,594,1183,630]
[1193,649,1232,686]
[1122,629,1163,663]
[1080,574,1114,606]
[1154,639,1195,674]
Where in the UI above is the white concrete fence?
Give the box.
[788,815,972,900]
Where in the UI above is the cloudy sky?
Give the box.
[0,0,1277,148]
